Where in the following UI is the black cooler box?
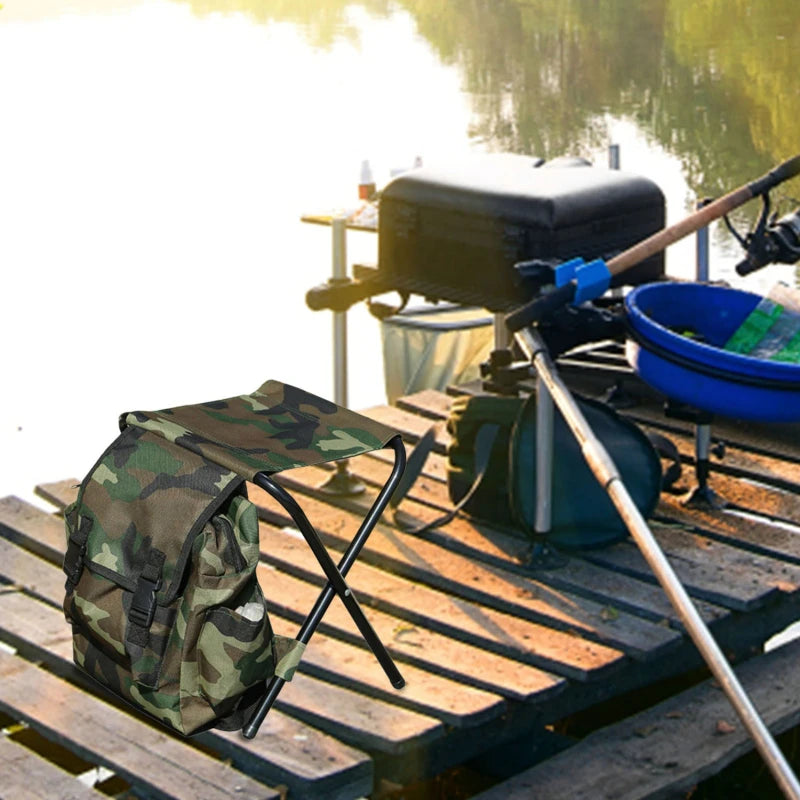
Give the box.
[378,154,665,311]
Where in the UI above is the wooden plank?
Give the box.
[208,720,371,800]
[304,455,732,632]
[0,736,106,800]
[584,523,800,611]
[24,486,566,700]
[473,637,800,800]
[624,410,800,493]
[35,478,80,512]
[284,627,505,729]
[258,561,566,702]
[0,534,65,607]
[0,495,65,564]
[258,510,678,665]
[259,471,733,631]
[633,428,800,525]
[0,650,278,800]
[277,672,443,756]
[656,494,800,567]
[345,406,793,613]
[0,504,379,799]
[0,589,374,800]
[0,510,504,732]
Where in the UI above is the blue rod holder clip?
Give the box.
[554,257,611,305]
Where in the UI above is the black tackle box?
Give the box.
[377,153,665,311]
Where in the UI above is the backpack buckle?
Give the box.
[129,574,161,629]
[63,532,87,586]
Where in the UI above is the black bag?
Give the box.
[398,392,664,550]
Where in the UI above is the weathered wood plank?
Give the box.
[277,672,443,756]
[0,503,380,799]
[657,495,800,567]
[295,454,732,632]
[345,405,793,613]
[3,492,511,728]
[584,523,800,611]
[258,561,566,701]
[21,488,565,698]
[0,650,278,800]
[258,506,678,664]
[35,478,81,512]
[265,467,751,624]
[0,534,65,607]
[270,458,730,627]
[0,495,65,564]
[473,637,800,800]
[0,589,374,800]
[0,736,107,800]
[291,627,505,728]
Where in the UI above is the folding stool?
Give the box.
[126,379,406,738]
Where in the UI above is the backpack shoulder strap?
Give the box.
[391,422,500,534]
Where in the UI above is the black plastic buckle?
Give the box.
[129,575,161,629]
[63,532,88,587]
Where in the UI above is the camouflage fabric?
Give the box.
[124,379,399,479]
[64,384,348,735]
[62,379,399,735]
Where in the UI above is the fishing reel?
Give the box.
[727,193,800,275]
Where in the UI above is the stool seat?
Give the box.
[124,379,399,478]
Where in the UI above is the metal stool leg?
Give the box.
[243,435,406,739]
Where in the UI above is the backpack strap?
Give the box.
[392,423,500,534]
[63,508,93,591]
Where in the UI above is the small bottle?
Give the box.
[359,159,376,201]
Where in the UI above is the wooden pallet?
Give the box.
[0,382,799,798]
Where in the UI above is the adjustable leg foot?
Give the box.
[525,538,568,570]
[318,461,366,496]
[681,457,726,509]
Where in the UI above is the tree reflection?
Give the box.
[183,0,798,206]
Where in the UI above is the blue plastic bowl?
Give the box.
[625,282,800,423]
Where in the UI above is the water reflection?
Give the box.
[166,0,800,202]
[9,0,798,200]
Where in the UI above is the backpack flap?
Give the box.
[62,423,268,733]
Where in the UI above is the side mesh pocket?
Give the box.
[197,583,275,709]
[184,495,276,718]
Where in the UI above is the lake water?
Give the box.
[1,0,798,504]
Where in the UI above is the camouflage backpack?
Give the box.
[62,380,399,736]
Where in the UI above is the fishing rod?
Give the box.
[505,154,800,331]
[515,325,800,798]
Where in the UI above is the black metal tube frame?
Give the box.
[242,434,406,739]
